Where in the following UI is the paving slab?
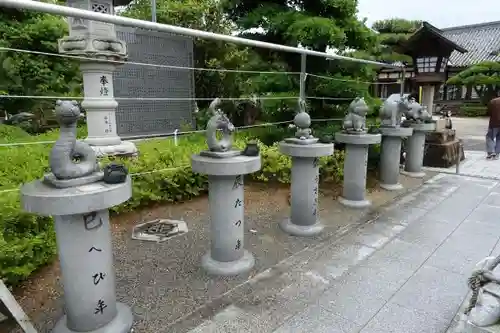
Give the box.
[7,167,500,333]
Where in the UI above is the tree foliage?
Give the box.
[0,5,81,118]
[447,61,500,104]
[371,18,421,64]
[220,0,380,118]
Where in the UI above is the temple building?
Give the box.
[376,20,500,107]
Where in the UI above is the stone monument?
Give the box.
[377,94,413,191]
[335,98,381,208]
[59,0,137,157]
[20,100,133,333]
[191,98,261,276]
[278,99,334,236]
[400,97,436,178]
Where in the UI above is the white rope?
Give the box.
[0,165,191,194]
[0,120,297,147]
[0,47,301,76]
[0,116,346,193]
[307,96,354,100]
[0,95,300,101]
[307,73,382,85]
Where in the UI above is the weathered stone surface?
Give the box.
[426,129,457,144]
[423,139,465,168]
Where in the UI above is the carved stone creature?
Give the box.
[206,98,235,152]
[49,100,100,180]
[403,97,433,123]
[379,95,409,127]
[293,99,314,140]
[465,255,500,327]
[343,97,369,133]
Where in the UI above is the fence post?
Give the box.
[300,53,307,101]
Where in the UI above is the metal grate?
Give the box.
[91,2,110,13]
[114,28,195,137]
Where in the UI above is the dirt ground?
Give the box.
[1,171,433,332]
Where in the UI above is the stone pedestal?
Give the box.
[20,178,134,333]
[278,142,334,236]
[421,85,435,115]
[423,129,465,168]
[401,122,436,178]
[191,154,261,276]
[79,62,137,157]
[335,132,381,208]
[379,127,413,191]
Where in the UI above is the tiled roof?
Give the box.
[441,21,500,67]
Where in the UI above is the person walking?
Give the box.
[486,95,500,160]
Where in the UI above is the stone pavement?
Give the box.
[425,150,500,180]
[186,173,500,333]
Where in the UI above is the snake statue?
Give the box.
[49,100,100,180]
[206,98,235,152]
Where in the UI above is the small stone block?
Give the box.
[199,150,242,158]
[284,137,319,145]
[423,139,465,168]
[44,172,104,188]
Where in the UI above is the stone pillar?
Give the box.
[421,85,435,115]
[21,179,133,333]
[191,157,261,276]
[191,98,261,276]
[58,0,137,157]
[335,133,381,208]
[401,123,437,178]
[279,143,334,236]
[79,62,136,157]
[379,127,413,191]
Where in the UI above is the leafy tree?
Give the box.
[446,61,500,105]
[121,0,255,107]
[0,4,81,119]
[220,0,380,118]
[371,18,421,64]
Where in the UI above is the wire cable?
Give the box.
[0,47,301,76]
[0,95,301,101]
[307,73,382,85]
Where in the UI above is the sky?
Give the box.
[357,0,500,29]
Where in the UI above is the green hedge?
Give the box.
[460,104,487,117]
[0,125,345,286]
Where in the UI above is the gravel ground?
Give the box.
[2,172,436,333]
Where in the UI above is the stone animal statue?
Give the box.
[206,98,235,152]
[379,95,409,127]
[403,98,432,123]
[343,97,369,133]
[463,254,500,327]
[49,100,100,180]
[293,99,314,140]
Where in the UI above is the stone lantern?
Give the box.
[58,0,138,157]
[395,22,467,115]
